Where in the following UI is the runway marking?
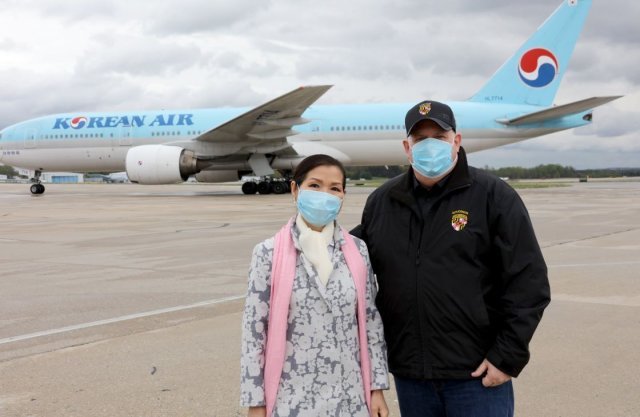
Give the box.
[548,261,640,268]
[552,293,640,307]
[0,294,244,346]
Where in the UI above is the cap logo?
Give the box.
[418,103,431,115]
[451,210,468,231]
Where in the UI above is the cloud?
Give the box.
[142,0,271,35]
[75,34,204,77]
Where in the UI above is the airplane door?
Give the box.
[309,121,322,141]
[24,129,37,149]
[118,125,132,146]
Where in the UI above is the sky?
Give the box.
[0,0,638,169]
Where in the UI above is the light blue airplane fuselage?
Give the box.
[0,101,592,172]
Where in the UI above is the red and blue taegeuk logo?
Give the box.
[70,116,88,129]
[518,48,558,88]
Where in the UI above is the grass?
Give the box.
[508,181,572,189]
[348,178,574,189]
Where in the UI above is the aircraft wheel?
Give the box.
[257,181,272,195]
[30,184,40,195]
[272,182,287,195]
[242,182,257,195]
[38,184,46,194]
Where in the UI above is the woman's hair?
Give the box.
[293,154,347,190]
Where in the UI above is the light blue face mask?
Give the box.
[296,189,342,227]
[411,138,455,178]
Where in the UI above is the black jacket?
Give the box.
[352,148,550,379]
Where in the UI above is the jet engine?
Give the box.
[126,145,199,184]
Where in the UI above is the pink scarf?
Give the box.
[263,218,371,417]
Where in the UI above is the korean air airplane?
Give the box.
[0,0,621,195]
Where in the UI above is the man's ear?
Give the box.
[403,139,413,162]
[453,132,462,153]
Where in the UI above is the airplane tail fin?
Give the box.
[469,0,591,107]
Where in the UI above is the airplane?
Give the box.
[99,172,129,183]
[0,0,621,195]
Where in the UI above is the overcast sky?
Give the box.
[1,0,638,169]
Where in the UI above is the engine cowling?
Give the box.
[126,145,199,184]
[194,171,241,183]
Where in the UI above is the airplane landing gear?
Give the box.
[241,181,258,195]
[29,170,45,195]
[241,177,291,195]
[30,183,45,195]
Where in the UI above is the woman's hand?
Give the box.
[247,406,266,417]
[370,389,389,417]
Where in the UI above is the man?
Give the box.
[351,100,550,417]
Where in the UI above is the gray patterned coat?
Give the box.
[240,220,389,416]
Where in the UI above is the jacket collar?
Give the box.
[390,146,472,210]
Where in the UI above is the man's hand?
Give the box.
[471,359,512,388]
[370,389,389,417]
[247,406,266,417]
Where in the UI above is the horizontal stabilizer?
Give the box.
[497,96,622,126]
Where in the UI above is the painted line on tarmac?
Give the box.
[4,261,636,346]
[548,260,640,268]
[0,295,244,346]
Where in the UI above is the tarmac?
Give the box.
[0,179,639,417]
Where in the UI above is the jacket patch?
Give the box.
[451,210,468,231]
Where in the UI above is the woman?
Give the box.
[240,154,389,417]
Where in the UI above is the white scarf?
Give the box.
[296,213,334,286]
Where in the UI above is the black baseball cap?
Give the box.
[405,100,457,136]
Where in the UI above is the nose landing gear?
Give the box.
[29,170,45,195]
[30,183,45,195]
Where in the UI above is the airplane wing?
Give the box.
[195,85,332,143]
[498,96,623,126]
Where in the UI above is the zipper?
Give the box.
[414,208,428,376]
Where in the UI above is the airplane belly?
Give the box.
[323,139,407,166]
[13,148,128,172]
[291,132,408,166]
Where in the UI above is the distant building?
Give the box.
[41,172,84,184]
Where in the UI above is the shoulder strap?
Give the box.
[264,218,296,417]
[340,227,372,411]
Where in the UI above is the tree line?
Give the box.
[346,164,640,180]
